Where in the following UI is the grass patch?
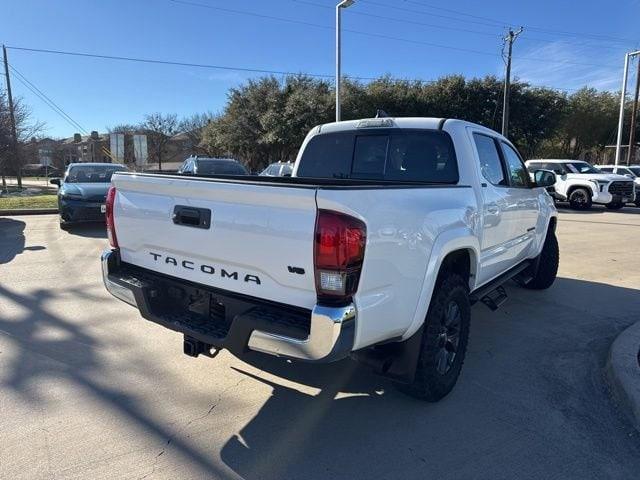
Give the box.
[0,194,58,210]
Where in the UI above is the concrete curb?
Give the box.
[606,321,640,431]
[0,208,58,216]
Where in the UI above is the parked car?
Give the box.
[178,156,248,176]
[50,163,127,230]
[22,163,61,177]
[260,162,294,177]
[525,159,635,210]
[595,164,640,206]
[101,117,558,402]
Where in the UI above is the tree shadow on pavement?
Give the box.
[219,277,640,480]
[0,218,46,264]
[0,283,233,478]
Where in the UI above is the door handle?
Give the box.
[172,205,211,229]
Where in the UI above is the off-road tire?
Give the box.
[605,202,624,210]
[568,188,592,210]
[522,228,559,290]
[395,273,470,402]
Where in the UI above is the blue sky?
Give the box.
[3,0,638,137]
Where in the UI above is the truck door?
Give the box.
[471,131,518,285]
[498,141,540,264]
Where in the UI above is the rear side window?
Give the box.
[297,130,458,183]
[473,133,506,186]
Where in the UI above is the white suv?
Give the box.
[525,159,635,210]
[595,165,640,207]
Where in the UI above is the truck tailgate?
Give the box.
[111,174,318,308]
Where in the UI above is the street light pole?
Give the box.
[336,0,354,123]
[615,50,640,166]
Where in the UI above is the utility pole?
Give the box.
[615,50,640,166]
[501,27,523,138]
[2,45,21,189]
[335,0,355,122]
[627,57,640,166]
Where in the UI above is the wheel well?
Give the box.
[548,216,557,234]
[438,249,474,286]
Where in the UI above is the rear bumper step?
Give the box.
[101,249,355,362]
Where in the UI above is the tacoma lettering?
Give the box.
[148,252,260,285]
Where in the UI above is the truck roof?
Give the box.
[314,117,499,136]
[526,159,584,163]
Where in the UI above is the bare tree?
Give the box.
[178,112,215,155]
[0,89,45,190]
[140,113,178,171]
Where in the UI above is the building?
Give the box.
[60,131,111,165]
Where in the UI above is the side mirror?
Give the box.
[534,169,556,188]
[50,178,61,186]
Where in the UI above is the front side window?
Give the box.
[628,166,640,176]
[501,143,530,187]
[473,133,506,186]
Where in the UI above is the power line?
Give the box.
[384,0,636,45]
[5,45,438,83]
[292,0,628,54]
[291,0,501,38]
[8,64,88,134]
[168,0,620,69]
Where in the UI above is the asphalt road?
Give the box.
[1,210,640,480]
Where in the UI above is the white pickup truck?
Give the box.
[525,159,635,210]
[102,117,559,401]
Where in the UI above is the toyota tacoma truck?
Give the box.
[101,117,559,401]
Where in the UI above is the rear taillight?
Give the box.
[314,210,366,303]
[106,186,118,248]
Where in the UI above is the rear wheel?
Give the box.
[605,202,624,210]
[521,228,559,290]
[394,273,470,402]
[568,188,592,210]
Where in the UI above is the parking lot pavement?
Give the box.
[1,211,640,480]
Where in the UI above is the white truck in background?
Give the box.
[595,164,640,207]
[102,117,559,401]
[526,159,635,210]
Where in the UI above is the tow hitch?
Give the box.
[183,336,220,358]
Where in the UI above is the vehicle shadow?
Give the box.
[2,275,640,479]
[219,276,640,480]
[63,222,108,239]
[0,218,46,264]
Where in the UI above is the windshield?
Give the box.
[628,166,640,177]
[564,162,601,174]
[197,160,248,175]
[65,165,126,183]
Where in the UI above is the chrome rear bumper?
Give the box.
[101,249,355,362]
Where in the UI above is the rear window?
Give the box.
[197,161,248,175]
[297,130,458,183]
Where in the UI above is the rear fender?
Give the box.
[401,228,479,341]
